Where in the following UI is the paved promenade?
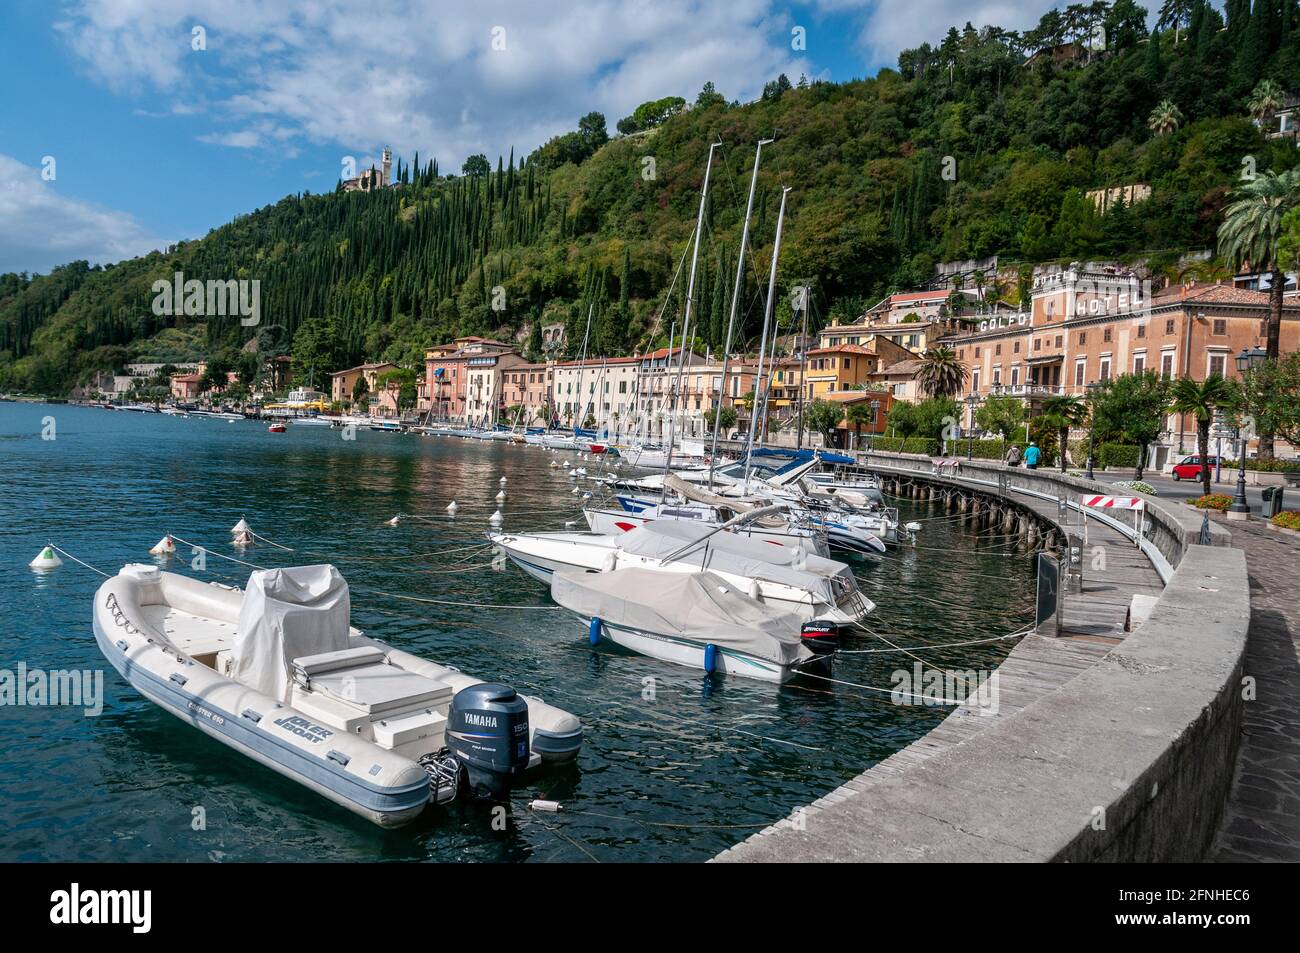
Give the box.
[1211,516,1300,862]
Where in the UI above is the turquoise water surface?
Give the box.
[1,402,1036,862]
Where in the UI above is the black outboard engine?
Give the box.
[800,620,840,656]
[446,683,530,800]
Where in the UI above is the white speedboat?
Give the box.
[93,564,582,827]
[584,502,830,556]
[490,519,873,625]
[552,567,837,683]
[290,416,333,427]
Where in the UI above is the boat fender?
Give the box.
[529,799,562,812]
[588,617,602,645]
[703,643,718,674]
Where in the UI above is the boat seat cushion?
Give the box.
[306,663,453,716]
[292,645,386,678]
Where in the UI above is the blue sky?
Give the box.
[0,0,1068,275]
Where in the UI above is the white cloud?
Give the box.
[54,1,809,170]
[847,0,1066,65]
[0,153,166,273]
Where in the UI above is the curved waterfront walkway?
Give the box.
[715,454,1249,863]
[1210,517,1300,862]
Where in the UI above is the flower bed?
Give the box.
[1190,494,1233,511]
[1271,511,1300,532]
[1112,480,1157,496]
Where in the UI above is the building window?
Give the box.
[974,347,980,358]
[1099,358,1111,381]
[1074,361,1086,386]
[1161,352,1174,379]
[1013,341,1020,353]
[1133,355,1145,374]
[1165,319,1176,334]
[992,367,1001,385]
[1010,366,1020,386]
[1055,335,1063,347]
[1035,338,1043,350]
[1078,332,1087,345]
[844,358,851,370]
[1103,327,1112,343]
[1136,324,1146,339]
[1209,353,1226,377]
[972,369,981,392]
[995,343,1001,356]
[1212,319,1226,336]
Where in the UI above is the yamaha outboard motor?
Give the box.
[446,683,530,800]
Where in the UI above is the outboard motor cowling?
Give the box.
[447,683,530,800]
[800,620,840,655]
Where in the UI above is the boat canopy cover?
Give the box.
[750,447,856,467]
[617,520,852,603]
[232,565,351,700]
[551,568,807,666]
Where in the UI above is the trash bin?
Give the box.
[1261,486,1284,518]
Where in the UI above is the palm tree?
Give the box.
[1041,394,1089,472]
[1217,168,1300,457]
[917,346,968,398]
[1247,79,1284,127]
[1170,375,1236,497]
[1147,99,1183,136]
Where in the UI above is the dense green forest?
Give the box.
[3,0,1299,395]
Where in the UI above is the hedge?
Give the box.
[869,436,939,455]
[1097,443,1141,469]
[1223,458,1300,473]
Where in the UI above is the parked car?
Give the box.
[1170,455,1220,481]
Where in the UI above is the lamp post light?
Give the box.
[869,399,881,452]
[1228,346,1268,517]
[965,393,980,460]
[1085,381,1099,482]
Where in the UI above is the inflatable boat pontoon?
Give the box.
[93,563,583,828]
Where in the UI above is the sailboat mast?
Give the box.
[708,137,773,487]
[572,303,594,429]
[742,186,791,491]
[661,142,718,478]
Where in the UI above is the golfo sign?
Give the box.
[1080,495,1145,510]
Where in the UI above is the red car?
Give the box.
[1171,455,1219,480]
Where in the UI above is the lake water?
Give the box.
[0,402,1037,862]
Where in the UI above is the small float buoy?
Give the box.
[529,799,562,812]
[568,469,578,478]
[571,486,581,495]
[29,546,62,570]
[231,517,250,536]
[386,515,401,527]
[549,460,559,468]
[582,491,593,500]
[499,476,508,486]
[495,490,506,502]
[233,529,254,547]
[446,501,459,517]
[565,521,576,528]
[489,509,503,526]
[150,535,175,555]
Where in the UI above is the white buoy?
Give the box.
[582,491,593,500]
[149,535,175,555]
[233,529,253,547]
[29,546,62,570]
[447,501,460,516]
[495,490,506,502]
[565,521,576,528]
[386,515,401,526]
[489,509,503,526]
[499,477,508,487]
[528,799,562,812]
[231,517,250,536]
[568,469,578,478]
[571,486,581,495]
[550,460,559,468]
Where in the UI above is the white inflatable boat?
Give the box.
[93,563,583,828]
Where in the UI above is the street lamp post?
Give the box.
[1228,346,1267,517]
[869,399,880,452]
[1085,381,1099,482]
[965,393,979,460]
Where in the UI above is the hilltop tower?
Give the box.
[382,148,392,187]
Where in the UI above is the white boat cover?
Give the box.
[551,568,807,665]
[232,565,351,700]
[617,520,853,604]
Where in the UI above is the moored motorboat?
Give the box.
[92,564,583,827]
[552,567,837,683]
[268,423,286,433]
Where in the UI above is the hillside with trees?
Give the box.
[3,0,1299,395]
